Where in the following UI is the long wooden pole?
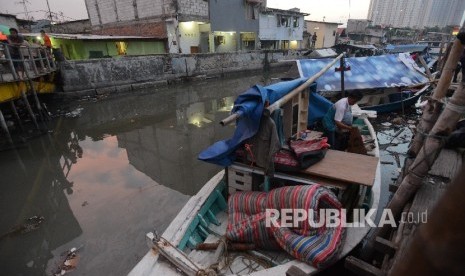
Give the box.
[390,164,465,276]
[373,80,465,243]
[268,53,344,113]
[220,53,344,126]
[408,33,464,157]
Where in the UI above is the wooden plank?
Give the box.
[429,149,463,179]
[345,256,386,276]
[374,236,398,257]
[301,150,379,187]
[286,265,309,276]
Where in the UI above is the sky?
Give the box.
[1,0,89,21]
[267,0,371,24]
[1,0,370,24]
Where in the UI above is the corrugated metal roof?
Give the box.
[297,54,428,92]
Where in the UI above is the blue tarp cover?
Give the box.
[297,54,428,92]
[198,78,307,167]
[308,92,333,126]
[385,44,428,53]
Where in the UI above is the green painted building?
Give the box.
[26,33,166,60]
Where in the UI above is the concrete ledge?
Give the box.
[58,89,96,99]
[131,80,167,91]
[96,86,116,95]
[115,84,133,93]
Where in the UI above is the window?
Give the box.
[281,16,290,27]
[293,17,299,28]
[246,3,256,20]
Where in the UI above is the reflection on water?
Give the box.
[0,75,268,275]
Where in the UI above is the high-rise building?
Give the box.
[368,0,465,28]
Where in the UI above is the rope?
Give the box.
[445,101,465,114]
[416,129,449,141]
[408,129,446,173]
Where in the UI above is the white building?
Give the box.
[368,0,465,28]
[304,20,340,49]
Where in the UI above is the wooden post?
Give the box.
[27,46,39,76]
[37,48,46,72]
[408,35,464,157]
[19,49,47,122]
[9,100,24,132]
[390,165,465,276]
[21,90,39,129]
[418,55,432,81]
[373,81,465,244]
[340,55,345,98]
[0,109,14,145]
[3,44,19,80]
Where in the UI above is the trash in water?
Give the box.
[381,122,392,127]
[65,107,83,118]
[54,245,84,276]
[392,117,403,125]
[0,215,45,239]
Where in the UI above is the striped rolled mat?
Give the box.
[225,185,345,268]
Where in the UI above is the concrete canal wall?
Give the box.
[58,50,305,97]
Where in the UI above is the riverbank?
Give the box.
[57,50,305,99]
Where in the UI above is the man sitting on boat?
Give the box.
[322,90,364,151]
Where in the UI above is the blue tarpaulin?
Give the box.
[385,44,428,53]
[308,92,333,126]
[297,54,429,92]
[198,78,307,167]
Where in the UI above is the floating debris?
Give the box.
[0,215,45,239]
[54,245,84,276]
[64,107,84,118]
[381,122,392,127]
[391,117,403,125]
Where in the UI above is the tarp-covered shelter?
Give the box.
[297,54,429,92]
[385,44,428,54]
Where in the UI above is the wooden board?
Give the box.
[301,149,379,187]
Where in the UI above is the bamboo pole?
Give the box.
[373,80,465,243]
[390,164,465,276]
[268,53,343,114]
[408,34,465,157]
[418,55,432,81]
[220,53,344,126]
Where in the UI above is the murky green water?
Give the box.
[0,75,269,275]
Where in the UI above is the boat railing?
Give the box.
[0,42,57,83]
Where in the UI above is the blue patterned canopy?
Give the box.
[297,54,429,92]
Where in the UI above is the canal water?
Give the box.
[0,73,414,275]
[0,74,272,275]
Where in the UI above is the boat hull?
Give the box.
[129,116,381,276]
[361,85,430,113]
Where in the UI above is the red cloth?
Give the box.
[42,34,52,48]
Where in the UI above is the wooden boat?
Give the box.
[129,56,381,275]
[357,84,431,113]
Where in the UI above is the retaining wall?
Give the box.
[59,50,306,98]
